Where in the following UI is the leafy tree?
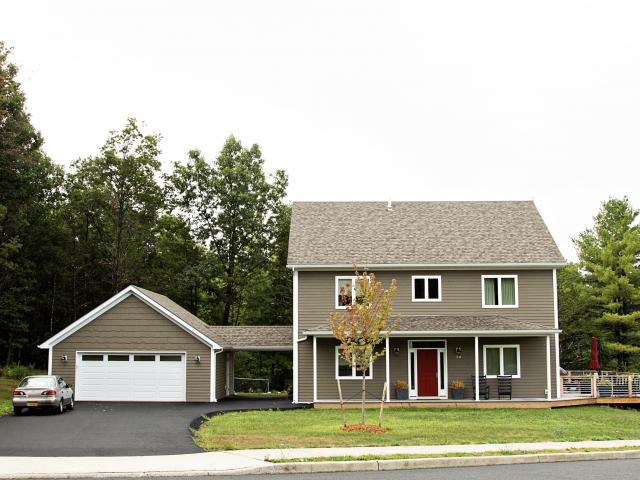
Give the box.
[66,118,163,294]
[144,214,204,313]
[330,270,397,425]
[0,41,65,364]
[557,263,598,369]
[166,136,288,325]
[574,197,640,370]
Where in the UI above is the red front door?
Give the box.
[417,349,438,397]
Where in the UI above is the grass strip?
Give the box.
[269,446,640,463]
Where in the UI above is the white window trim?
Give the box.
[483,344,521,379]
[335,346,373,380]
[481,274,519,308]
[411,275,442,302]
[335,276,356,310]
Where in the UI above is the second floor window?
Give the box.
[482,275,518,307]
[335,276,355,309]
[412,275,442,302]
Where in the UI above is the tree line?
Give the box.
[0,42,292,387]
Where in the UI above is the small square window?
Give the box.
[412,276,441,301]
[335,347,372,379]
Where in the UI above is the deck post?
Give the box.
[546,335,552,400]
[474,336,479,401]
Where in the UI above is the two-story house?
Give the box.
[287,201,565,404]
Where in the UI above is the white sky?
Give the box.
[2,1,640,262]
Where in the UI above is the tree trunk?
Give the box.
[361,371,366,424]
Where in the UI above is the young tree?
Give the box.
[166,136,288,325]
[330,270,397,425]
[574,197,640,370]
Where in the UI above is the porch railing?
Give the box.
[562,374,640,399]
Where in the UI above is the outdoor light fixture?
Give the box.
[194,355,201,364]
[393,347,400,355]
[455,346,463,358]
[60,355,68,362]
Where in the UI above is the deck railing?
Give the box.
[562,374,640,399]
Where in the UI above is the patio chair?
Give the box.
[471,375,490,400]
[497,375,512,400]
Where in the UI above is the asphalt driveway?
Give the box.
[0,398,300,456]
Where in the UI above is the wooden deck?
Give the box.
[314,397,640,409]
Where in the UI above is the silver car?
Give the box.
[13,375,74,415]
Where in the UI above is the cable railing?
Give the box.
[562,373,640,398]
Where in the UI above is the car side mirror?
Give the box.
[66,384,72,389]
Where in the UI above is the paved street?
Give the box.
[144,458,640,480]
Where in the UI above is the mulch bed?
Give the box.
[339,424,387,434]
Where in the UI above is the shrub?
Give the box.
[1,364,39,380]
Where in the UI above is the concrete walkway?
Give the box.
[2,440,640,478]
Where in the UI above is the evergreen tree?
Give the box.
[574,197,640,370]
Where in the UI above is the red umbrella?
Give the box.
[588,336,600,371]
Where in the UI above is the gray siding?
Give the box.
[52,295,212,402]
[215,351,227,400]
[316,336,554,401]
[297,269,558,403]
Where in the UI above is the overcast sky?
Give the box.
[2,1,639,261]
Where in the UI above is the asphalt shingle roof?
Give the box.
[304,315,558,334]
[287,201,565,266]
[135,286,292,350]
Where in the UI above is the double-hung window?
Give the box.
[482,275,518,307]
[335,276,355,309]
[335,275,369,309]
[335,347,372,379]
[483,345,520,378]
[412,275,442,302]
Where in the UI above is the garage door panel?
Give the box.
[76,352,186,402]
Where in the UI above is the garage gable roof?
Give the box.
[38,285,221,350]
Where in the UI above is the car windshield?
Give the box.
[18,377,55,388]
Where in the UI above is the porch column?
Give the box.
[312,336,317,403]
[546,335,552,400]
[474,336,479,401]
[385,336,390,402]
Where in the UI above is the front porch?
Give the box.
[307,330,560,404]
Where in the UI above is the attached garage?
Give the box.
[39,286,221,402]
[39,285,294,403]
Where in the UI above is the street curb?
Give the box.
[259,449,640,475]
[3,450,640,478]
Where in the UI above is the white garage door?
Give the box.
[75,352,186,401]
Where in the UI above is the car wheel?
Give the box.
[13,407,21,416]
[56,401,64,415]
[67,397,74,411]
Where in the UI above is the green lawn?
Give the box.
[194,406,640,451]
[0,377,18,416]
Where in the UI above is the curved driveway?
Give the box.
[0,398,300,456]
